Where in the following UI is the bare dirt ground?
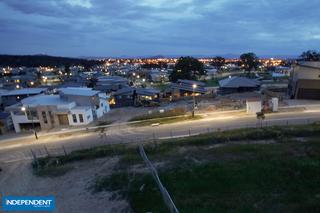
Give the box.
[0,158,130,213]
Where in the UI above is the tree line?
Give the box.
[169,50,320,82]
[0,54,103,68]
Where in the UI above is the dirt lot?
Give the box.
[0,158,130,213]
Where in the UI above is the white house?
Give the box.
[6,87,110,133]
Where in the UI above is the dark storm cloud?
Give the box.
[0,0,320,57]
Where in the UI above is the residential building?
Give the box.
[218,76,260,94]
[288,61,320,100]
[110,87,160,108]
[6,87,110,133]
[169,79,207,98]
[94,76,129,93]
[0,88,47,108]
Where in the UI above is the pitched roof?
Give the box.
[0,88,47,96]
[59,87,100,96]
[21,94,73,106]
[114,87,160,96]
[219,76,260,88]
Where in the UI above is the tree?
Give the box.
[211,56,225,70]
[240,52,260,72]
[169,56,205,82]
[64,64,71,77]
[299,50,320,61]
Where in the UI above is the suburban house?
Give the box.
[218,76,260,94]
[0,88,47,108]
[169,79,207,98]
[110,87,160,108]
[6,87,110,133]
[288,61,320,100]
[94,76,129,93]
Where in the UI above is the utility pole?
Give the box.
[192,84,197,118]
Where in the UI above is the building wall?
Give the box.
[36,106,60,130]
[95,97,110,118]
[68,108,93,126]
[10,110,40,133]
[246,101,262,114]
[289,63,320,99]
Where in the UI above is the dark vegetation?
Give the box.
[0,54,102,68]
[129,107,187,121]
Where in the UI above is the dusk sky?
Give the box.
[0,0,320,57]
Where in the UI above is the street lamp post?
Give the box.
[192,84,197,118]
[21,106,38,140]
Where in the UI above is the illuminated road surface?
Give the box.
[1,110,320,163]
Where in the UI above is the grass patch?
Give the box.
[34,164,73,177]
[94,172,168,212]
[96,120,114,126]
[203,78,219,87]
[129,107,187,121]
[32,144,137,177]
[96,141,320,213]
[152,83,170,92]
[154,123,320,148]
[131,115,202,126]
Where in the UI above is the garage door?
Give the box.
[58,114,69,125]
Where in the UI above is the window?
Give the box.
[49,111,54,124]
[79,114,84,123]
[72,114,77,123]
[42,111,48,124]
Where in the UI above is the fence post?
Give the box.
[189,129,191,136]
[62,145,67,156]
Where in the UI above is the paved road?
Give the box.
[1,109,320,163]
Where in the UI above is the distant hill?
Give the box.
[0,54,103,67]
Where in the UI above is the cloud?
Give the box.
[65,0,92,8]
[0,0,320,56]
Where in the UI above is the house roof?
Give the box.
[114,87,160,96]
[171,79,207,93]
[297,61,320,70]
[97,76,128,83]
[219,76,260,88]
[59,87,100,96]
[21,94,73,106]
[0,88,47,97]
